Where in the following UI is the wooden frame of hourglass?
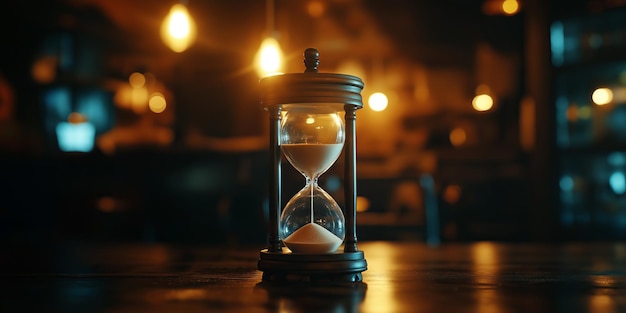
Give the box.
[258,48,367,283]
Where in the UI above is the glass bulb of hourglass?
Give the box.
[280,184,345,253]
[280,105,345,253]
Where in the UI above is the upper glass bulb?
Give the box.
[281,105,345,179]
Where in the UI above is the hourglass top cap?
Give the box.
[259,48,364,109]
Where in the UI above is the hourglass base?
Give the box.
[258,249,367,284]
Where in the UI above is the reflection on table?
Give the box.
[2,241,626,312]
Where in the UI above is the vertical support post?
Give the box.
[268,105,282,252]
[344,104,358,252]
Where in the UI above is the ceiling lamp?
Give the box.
[161,2,197,53]
[256,37,283,77]
[255,0,283,77]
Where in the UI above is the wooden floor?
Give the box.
[2,241,626,312]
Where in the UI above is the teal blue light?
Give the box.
[609,171,626,195]
[550,21,564,67]
[559,175,574,192]
[56,122,95,152]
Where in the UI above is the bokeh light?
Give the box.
[129,72,146,88]
[559,175,574,192]
[502,0,519,15]
[149,93,167,114]
[160,4,196,53]
[68,112,87,124]
[56,114,95,152]
[449,127,467,147]
[368,92,388,112]
[592,87,613,105]
[307,1,325,18]
[472,94,494,111]
[31,56,56,84]
[131,88,149,113]
[356,196,370,212]
[443,185,462,204]
[610,171,626,195]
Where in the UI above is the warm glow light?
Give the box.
[305,116,315,124]
[566,105,578,122]
[449,127,467,147]
[129,72,145,88]
[443,185,462,204]
[256,37,283,77]
[114,85,132,109]
[161,4,196,53]
[164,289,208,301]
[471,242,500,286]
[356,196,370,212]
[502,0,519,15]
[589,294,617,313]
[470,246,502,313]
[131,88,149,113]
[169,12,190,38]
[68,112,87,124]
[336,60,366,81]
[472,94,494,111]
[592,88,613,105]
[368,92,388,112]
[358,242,400,312]
[32,56,56,84]
[97,196,118,213]
[149,93,167,113]
[307,1,326,18]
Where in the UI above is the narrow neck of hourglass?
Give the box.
[305,174,321,187]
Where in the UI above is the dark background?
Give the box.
[1,0,626,246]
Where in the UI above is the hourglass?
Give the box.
[280,105,345,254]
[258,48,367,283]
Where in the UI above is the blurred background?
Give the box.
[1,0,625,246]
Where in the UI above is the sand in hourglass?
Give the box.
[281,143,343,179]
[281,143,344,253]
[283,223,343,253]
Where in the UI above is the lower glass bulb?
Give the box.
[280,184,345,253]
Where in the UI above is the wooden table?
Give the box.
[2,241,625,312]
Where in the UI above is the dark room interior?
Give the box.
[2,0,626,312]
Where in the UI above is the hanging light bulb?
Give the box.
[255,0,283,77]
[161,3,196,53]
[256,37,283,77]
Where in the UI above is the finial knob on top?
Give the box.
[303,48,319,73]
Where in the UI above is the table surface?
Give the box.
[2,241,626,312]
